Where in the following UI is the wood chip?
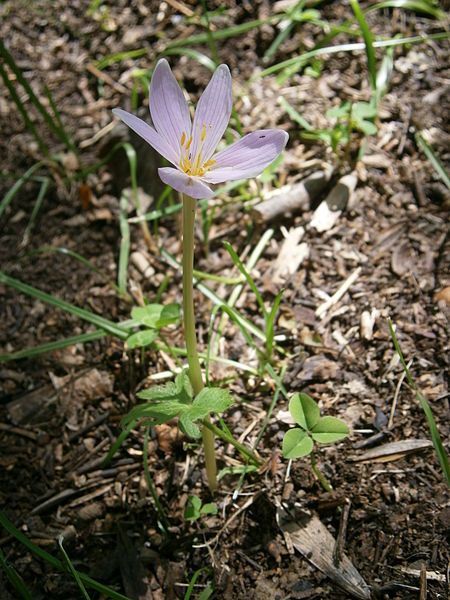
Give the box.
[310,173,357,232]
[360,308,379,341]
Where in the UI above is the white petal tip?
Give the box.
[155,57,170,69]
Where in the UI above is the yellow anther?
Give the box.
[185,135,193,150]
[200,124,207,142]
[203,159,216,169]
[180,131,186,146]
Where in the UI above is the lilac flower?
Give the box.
[113,59,288,200]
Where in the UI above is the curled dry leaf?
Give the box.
[277,509,371,600]
[350,439,433,463]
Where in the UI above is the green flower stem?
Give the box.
[182,193,217,492]
[310,452,333,493]
[202,420,262,467]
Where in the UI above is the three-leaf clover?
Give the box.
[282,393,349,459]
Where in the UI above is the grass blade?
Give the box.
[0,271,131,340]
[265,288,284,361]
[375,46,394,103]
[44,84,77,155]
[21,177,50,246]
[367,0,446,20]
[184,567,210,600]
[161,249,266,342]
[0,41,73,152]
[118,193,131,296]
[278,97,314,131]
[128,201,183,224]
[164,15,282,49]
[254,365,287,449]
[0,330,105,363]
[163,48,216,71]
[103,420,137,466]
[0,511,131,600]
[0,162,45,219]
[117,141,153,249]
[0,61,49,155]
[388,319,450,486]
[415,132,450,189]
[58,536,92,600]
[0,547,32,600]
[95,49,147,70]
[350,0,377,91]
[258,31,450,78]
[34,245,117,285]
[143,428,170,534]
[223,241,267,318]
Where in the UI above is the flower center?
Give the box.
[179,126,216,177]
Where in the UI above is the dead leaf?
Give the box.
[350,439,433,463]
[155,421,180,454]
[391,241,415,276]
[297,355,339,381]
[277,509,371,599]
[435,286,450,305]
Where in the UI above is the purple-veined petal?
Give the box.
[190,65,232,164]
[158,167,214,199]
[202,129,288,184]
[112,108,179,166]
[149,59,191,158]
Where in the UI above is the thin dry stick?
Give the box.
[419,563,427,600]
[316,267,361,318]
[192,495,255,550]
[333,498,351,566]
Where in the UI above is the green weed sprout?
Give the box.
[113,59,288,491]
[282,393,349,492]
[125,303,180,350]
[184,495,217,522]
[302,100,377,158]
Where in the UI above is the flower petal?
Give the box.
[158,167,214,199]
[149,58,191,158]
[112,108,179,166]
[202,129,288,184]
[191,64,232,164]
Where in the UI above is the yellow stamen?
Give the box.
[203,159,216,169]
[178,123,216,177]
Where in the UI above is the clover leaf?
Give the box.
[281,392,349,460]
[310,416,349,444]
[289,393,320,430]
[282,429,314,459]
